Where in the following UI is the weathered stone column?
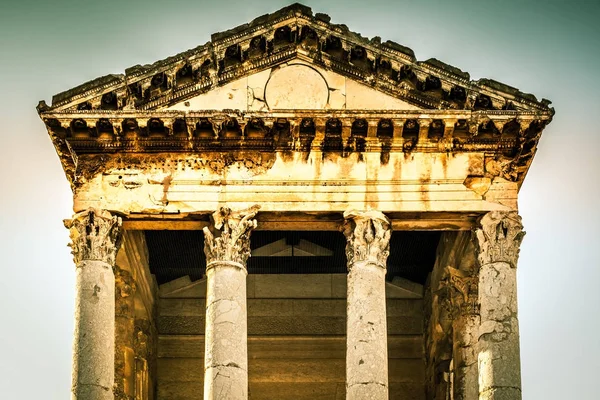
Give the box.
[474,211,525,400]
[65,208,123,400]
[202,206,259,400]
[114,266,136,400]
[445,267,480,400]
[343,210,392,400]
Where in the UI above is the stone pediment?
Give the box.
[166,61,420,112]
[37,3,555,200]
[38,3,553,114]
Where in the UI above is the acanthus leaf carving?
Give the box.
[203,205,260,267]
[342,210,391,269]
[64,208,123,265]
[115,269,136,296]
[484,156,519,182]
[474,211,525,268]
[444,266,479,317]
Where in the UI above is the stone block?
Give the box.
[158,335,424,360]
[248,316,346,335]
[158,335,204,358]
[157,316,204,335]
[157,358,203,382]
[389,382,426,400]
[331,274,346,298]
[158,298,205,316]
[387,277,424,298]
[159,277,206,298]
[386,299,423,316]
[247,299,295,316]
[156,381,203,400]
[254,274,332,298]
[249,382,341,400]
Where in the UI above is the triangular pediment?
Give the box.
[167,60,420,112]
[39,3,553,114]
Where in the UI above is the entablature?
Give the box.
[37,3,554,219]
[122,211,480,232]
[40,108,551,190]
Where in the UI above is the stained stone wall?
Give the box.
[156,274,426,400]
[424,232,478,400]
[167,61,420,112]
[114,231,159,400]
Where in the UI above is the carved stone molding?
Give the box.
[444,266,479,317]
[203,205,260,267]
[342,210,391,269]
[64,208,123,265]
[114,265,137,317]
[474,211,525,268]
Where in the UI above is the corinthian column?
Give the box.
[65,208,123,400]
[343,210,392,400]
[474,211,525,400]
[202,206,259,400]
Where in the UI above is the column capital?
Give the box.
[474,211,525,268]
[343,210,391,269]
[444,267,479,317]
[203,205,259,267]
[64,208,123,265]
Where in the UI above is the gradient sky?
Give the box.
[0,0,598,398]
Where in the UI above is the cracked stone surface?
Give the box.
[204,262,249,400]
[66,209,122,400]
[452,315,479,400]
[477,262,521,399]
[72,260,116,400]
[346,262,389,400]
[343,210,391,400]
[203,206,257,400]
[474,211,524,400]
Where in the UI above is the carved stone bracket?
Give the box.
[203,205,260,267]
[474,211,525,268]
[64,208,123,265]
[342,210,391,269]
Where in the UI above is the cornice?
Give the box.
[40,108,550,191]
[37,3,554,115]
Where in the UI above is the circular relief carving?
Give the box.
[265,64,329,109]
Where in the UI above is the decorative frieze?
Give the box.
[41,109,549,192]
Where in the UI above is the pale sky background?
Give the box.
[0,0,598,398]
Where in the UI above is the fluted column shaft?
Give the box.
[474,211,525,400]
[343,210,392,400]
[65,208,123,400]
[202,206,258,400]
